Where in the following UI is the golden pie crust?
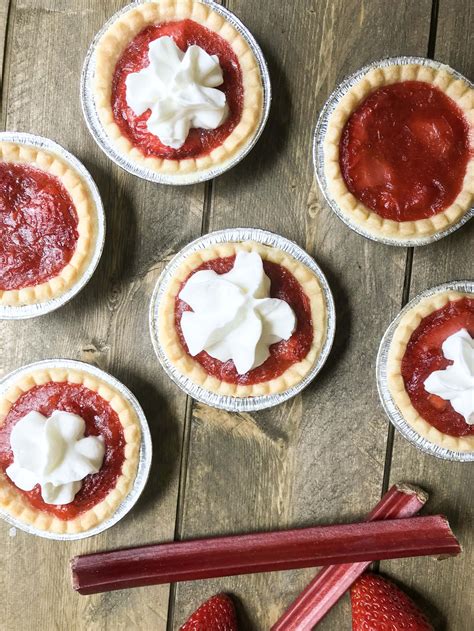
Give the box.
[324,63,474,239]
[94,0,264,175]
[387,291,474,452]
[0,142,97,307]
[158,241,327,397]
[0,367,141,534]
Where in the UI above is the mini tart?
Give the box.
[93,0,263,175]
[0,367,141,534]
[324,63,474,240]
[387,291,474,452]
[158,241,327,397]
[0,141,96,306]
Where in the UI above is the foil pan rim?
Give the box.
[313,56,474,247]
[149,228,336,411]
[0,359,153,539]
[0,132,105,320]
[376,280,474,462]
[80,0,271,186]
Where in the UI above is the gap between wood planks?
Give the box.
[379,0,440,501]
[0,0,13,130]
[167,5,226,626]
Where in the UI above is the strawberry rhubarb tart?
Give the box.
[92,0,265,178]
[387,288,474,453]
[0,138,102,311]
[322,59,474,241]
[0,364,142,535]
[155,234,332,402]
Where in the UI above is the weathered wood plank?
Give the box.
[170,1,432,629]
[383,2,474,629]
[0,1,204,630]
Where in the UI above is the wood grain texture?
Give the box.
[383,2,474,629]
[0,1,205,630]
[170,1,433,629]
[0,0,10,88]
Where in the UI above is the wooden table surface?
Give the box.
[1,1,473,629]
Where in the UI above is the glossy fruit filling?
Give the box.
[340,81,471,221]
[112,19,244,160]
[175,256,314,385]
[0,382,125,520]
[401,297,474,437]
[0,162,79,291]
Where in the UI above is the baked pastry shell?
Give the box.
[314,56,474,246]
[0,132,105,320]
[376,280,474,461]
[149,228,336,411]
[81,0,271,185]
[0,359,152,539]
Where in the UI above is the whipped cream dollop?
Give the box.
[125,36,228,149]
[179,251,297,375]
[6,410,105,504]
[424,328,474,424]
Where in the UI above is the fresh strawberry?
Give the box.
[351,572,433,630]
[180,593,238,631]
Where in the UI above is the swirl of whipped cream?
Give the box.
[424,328,474,424]
[179,251,297,375]
[6,410,104,504]
[125,36,228,149]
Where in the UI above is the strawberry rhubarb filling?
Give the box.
[0,382,125,519]
[111,20,243,160]
[175,254,314,385]
[339,81,471,221]
[401,297,474,437]
[0,163,79,290]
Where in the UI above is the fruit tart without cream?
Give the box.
[324,62,474,240]
[0,141,98,307]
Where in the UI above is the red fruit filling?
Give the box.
[0,382,125,520]
[0,162,79,291]
[111,19,244,160]
[340,81,471,221]
[401,297,474,437]
[175,256,314,385]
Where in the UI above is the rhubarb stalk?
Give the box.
[71,513,459,595]
[271,483,429,630]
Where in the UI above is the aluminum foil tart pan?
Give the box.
[313,56,473,247]
[377,280,474,462]
[0,132,105,320]
[0,359,152,539]
[149,228,336,411]
[81,0,271,185]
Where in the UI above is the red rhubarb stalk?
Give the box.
[271,483,428,630]
[71,513,459,595]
